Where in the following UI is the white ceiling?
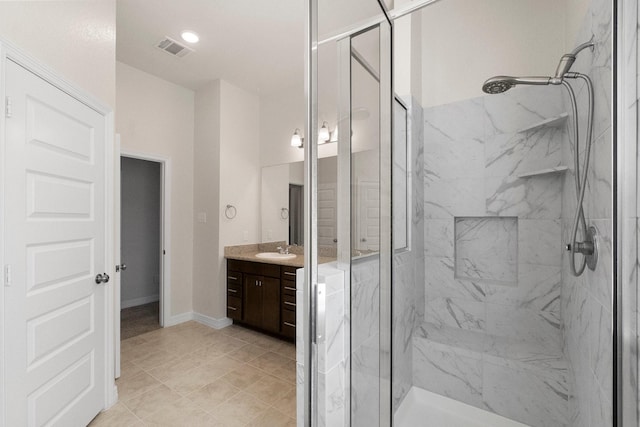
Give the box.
[116,0,305,94]
[116,0,387,95]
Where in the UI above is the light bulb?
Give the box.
[181,31,200,44]
[318,121,330,143]
[291,129,303,147]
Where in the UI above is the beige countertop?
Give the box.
[224,242,336,268]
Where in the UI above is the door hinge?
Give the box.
[4,265,12,287]
[5,96,12,119]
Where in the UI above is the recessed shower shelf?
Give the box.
[517,166,569,178]
[517,113,569,133]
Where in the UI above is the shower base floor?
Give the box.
[395,387,529,427]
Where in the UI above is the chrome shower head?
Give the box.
[482,76,552,94]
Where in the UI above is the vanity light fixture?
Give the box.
[181,31,200,44]
[291,128,304,148]
[318,121,330,144]
[329,125,338,142]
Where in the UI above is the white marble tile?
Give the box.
[425,256,486,302]
[585,218,613,308]
[425,137,484,181]
[424,219,454,257]
[413,338,483,408]
[351,257,380,350]
[518,219,562,266]
[425,178,486,219]
[485,263,561,313]
[590,300,613,397]
[485,174,562,219]
[482,361,568,427]
[423,97,488,142]
[585,130,613,220]
[425,297,485,332]
[484,127,564,179]
[484,85,564,135]
[455,217,518,284]
[485,304,561,350]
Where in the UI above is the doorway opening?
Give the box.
[119,155,165,340]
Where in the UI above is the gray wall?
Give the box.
[121,156,161,308]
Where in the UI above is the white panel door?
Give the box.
[318,183,337,247]
[356,180,380,251]
[4,60,107,427]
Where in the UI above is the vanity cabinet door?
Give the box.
[261,276,281,333]
[244,274,262,327]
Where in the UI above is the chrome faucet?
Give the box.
[277,246,290,255]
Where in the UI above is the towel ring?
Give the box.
[281,208,289,219]
[225,205,237,219]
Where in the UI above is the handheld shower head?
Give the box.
[482,76,552,94]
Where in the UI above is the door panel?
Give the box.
[244,274,262,327]
[4,60,107,427]
[261,276,280,333]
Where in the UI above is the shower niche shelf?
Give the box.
[517,166,569,179]
[517,112,569,133]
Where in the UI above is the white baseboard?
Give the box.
[121,294,159,309]
[193,312,233,329]
[162,311,232,329]
[164,311,194,327]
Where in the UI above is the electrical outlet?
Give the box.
[197,212,207,223]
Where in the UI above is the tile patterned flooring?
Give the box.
[90,321,296,426]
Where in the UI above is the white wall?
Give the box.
[565,0,591,48]
[420,0,566,107]
[193,79,261,320]
[193,81,221,318]
[261,164,290,243]
[116,61,195,317]
[0,1,116,108]
[120,157,161,308]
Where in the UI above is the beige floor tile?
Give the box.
[89,402,142,426]
[251,334,284,351]
[118,372,163,401]
[272,387,297,418]
[222,364,267,389]
[227,344,269,363]
[244,374,293,405]
[186,379,240,411]
[272,342,296,361]
[131,349,180,371]
[163,362,230,395]
[122,384,183,419]
[146,356,204,383]
[142,398,217,426]
[246,407,296,427]
[120,361,144,379]
[209,392,270,427]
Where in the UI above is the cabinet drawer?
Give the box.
[228,259,279,278]
[227,282,242,296]
[227,271,243,285]
[227,295,242,320]
[281,265,298,280]
[281,280,296,296]
[282,308,296,325]
[282,293,296,309]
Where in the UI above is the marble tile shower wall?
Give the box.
[419,83,571,426]
[559,0,613,425]
[392,98,425,413]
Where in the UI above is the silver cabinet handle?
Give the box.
[228,288,238,293]
[283,322,296,328]
[227,306,237,311]
[228,276,238,281]
[284,301,296,307]
[284,271,296,276]
[284,286,296,291]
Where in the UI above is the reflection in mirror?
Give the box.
[393,97,409,250]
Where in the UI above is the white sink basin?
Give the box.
[255,252,297,260]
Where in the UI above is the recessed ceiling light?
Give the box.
[181,31,199,44]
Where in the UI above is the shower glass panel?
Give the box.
[391,2,614,427]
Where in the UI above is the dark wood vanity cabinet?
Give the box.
[227,259,297,339]
[243,274,280,333]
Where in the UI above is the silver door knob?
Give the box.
[95,273,110,284]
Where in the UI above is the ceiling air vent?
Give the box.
[156,37,193,58]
